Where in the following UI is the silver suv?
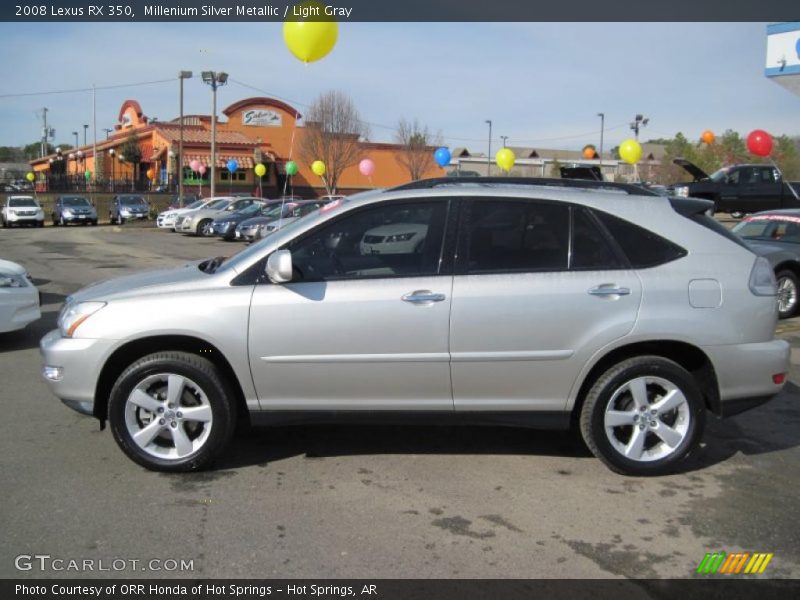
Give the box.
[40,178,789,475]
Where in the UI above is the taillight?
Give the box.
[773,373,786,385]
[749,257,777,296]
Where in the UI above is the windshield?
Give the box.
[120,196,146,206]
[261,203,295,219]
[235,203,264,216]
[709,168,730,183]
[185,199,205,209]
[733,216,800,243]
[9,198,37,207]
[205,199,230,210]
[61,197,91,207]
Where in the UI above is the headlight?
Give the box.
[384,232,415,243]
[62,209,73,217]
[0,272,27,288]
[120,208,131,215]
[57,301,106,337]
[673,186,689,198]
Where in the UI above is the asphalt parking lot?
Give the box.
[1,223,799,580]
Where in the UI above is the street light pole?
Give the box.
[501,135,508,148]
[83,124,88,146]
[103,128,112,139]
[485,119,492,177]
[202,71,227,200]
[72,131,79,148]
[630,114,649,141]
[178,71,192,206]
[597,112,605,171]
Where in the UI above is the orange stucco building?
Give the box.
[30,97,442,196]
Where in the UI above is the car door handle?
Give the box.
[588,285,631,297]
[402,290,446,304]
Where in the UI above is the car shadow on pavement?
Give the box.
[216,423,593,470]
[214,384,800,474]
[0,304,61,354]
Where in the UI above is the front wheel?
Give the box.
[579,356,705,476]
[108,352,237,472]
[197,219,213,237]
[776,270,799,319]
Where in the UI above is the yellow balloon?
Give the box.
[495,148,516,172]
[25,171,35,182]
[311,160,326,176]
[283,2,338,63]
[619,139,642,165]
[254,163,266,178]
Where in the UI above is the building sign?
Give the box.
[242,109,282,127]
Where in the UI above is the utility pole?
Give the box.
[178,71,193,205]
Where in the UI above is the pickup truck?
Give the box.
[671,159,800,218]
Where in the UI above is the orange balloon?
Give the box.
[582,146,596,159]
[701,130,715,144]
[146,168,155,179]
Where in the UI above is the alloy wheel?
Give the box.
[777,275,798,316]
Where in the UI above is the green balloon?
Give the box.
[285,160,298,176]
[84,170,92,180]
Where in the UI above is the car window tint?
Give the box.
[288,201,448,282]
[465,200,568,273]
[594,210,686,268]
[570,207,625,270]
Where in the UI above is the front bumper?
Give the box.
[177,219,197,233]
[120,212,148,220]
[61,214,96,223]
[39,329,117,414]
[7,214,43,223]
[0,286,40,333]
[156,216,177,228]
[704,339,790,415]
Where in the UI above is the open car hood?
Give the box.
[673,158,709,182]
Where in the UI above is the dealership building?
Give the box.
[765,22,800,98]
[29,97,441,196]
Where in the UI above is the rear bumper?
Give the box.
[704,339,790,416]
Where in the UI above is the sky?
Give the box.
[0,22,797,153]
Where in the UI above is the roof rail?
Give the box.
[389,176,659,196]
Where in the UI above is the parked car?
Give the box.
[176,197,260,236]
[235,200,326,242]
[1,196,44,228]
[40,177,789,475]
[167,194,200,210]
[52,195,98,226]
[731,209,800,319]
[211,200,272,240]
[109,195,150,224]
[671,159,800,218]
[360,206,430,255]
[157,198,217,230]
[0,259,40,332]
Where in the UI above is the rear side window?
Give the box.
[465,200,569,273]
[570,208,625,270]
[594,210,686,268]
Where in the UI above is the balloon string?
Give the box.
[282,112,299,199]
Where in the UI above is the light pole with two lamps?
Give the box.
[485,119,492,177]
[178,71,193,205]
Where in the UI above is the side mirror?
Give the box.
[266,249,293,283]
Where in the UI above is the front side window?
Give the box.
[463,200,569,273]
[288,200,448,282]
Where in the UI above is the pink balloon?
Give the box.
[359,158,375,177]
[198,165,207,175]
[190,159,201,172]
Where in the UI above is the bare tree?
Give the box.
[299,91,369,194]
[395,118,440,181]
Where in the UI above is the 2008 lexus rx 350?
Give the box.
[40,178,789,475]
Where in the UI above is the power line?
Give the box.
[0,78,176,99]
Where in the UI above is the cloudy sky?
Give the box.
[0,22,797,153]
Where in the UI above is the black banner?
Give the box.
[1,0,799,22]
[4,579,800,600]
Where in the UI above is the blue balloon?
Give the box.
[796,36,800,59]
[434,147,451,168]
[227,159,239,173]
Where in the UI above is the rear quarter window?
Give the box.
[594,210,687,268]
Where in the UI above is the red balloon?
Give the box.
[747,130,773,157]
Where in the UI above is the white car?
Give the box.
[0,259,41,332]
[2,196,45,228]
[156,198,217,230]
[359,223,428,255]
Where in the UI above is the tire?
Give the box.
[1,217,7,228]
[776,269,799,319]
[579,356,705,476]
[197,219,213,237]
[37,221,44,228]
[59,215,65,227]
[109,212,116,225]
[91,220,98,226]
[108,351,237,472]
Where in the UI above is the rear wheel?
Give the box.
[579,356,705,476]
[776,270,799,319]
[108,352,237,472]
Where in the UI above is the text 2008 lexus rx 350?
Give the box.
[40,178,789,475]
